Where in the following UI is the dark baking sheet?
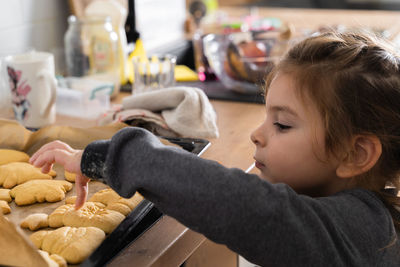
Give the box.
[120,81,265,104]
[81,137,210,267]
[178,81,265,104]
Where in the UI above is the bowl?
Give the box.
[203,31,291,94]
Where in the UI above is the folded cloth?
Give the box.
[99,87,219,139]
[99,106,178,137]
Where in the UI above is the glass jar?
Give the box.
[64,15,88,77]
[64,15,120,98]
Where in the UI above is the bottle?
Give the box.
[64,15,120,98]
[84,0,129,85]
[64,15,89,77]
[189,1,216,81]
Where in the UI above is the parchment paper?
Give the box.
[0,118,128,155]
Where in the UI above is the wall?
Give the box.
[136,0,186,53]
[0,0,69,73]
[0,0,69,113]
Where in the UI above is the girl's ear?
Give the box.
[336,135,382,178]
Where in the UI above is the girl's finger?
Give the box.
[41,162,54,174]
[30,142,59,163]
[74,174,90,210]
[31,149,71,169]
[30,141,74,163]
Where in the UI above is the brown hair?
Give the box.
[266,31,400,225]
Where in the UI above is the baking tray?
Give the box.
[81,136,210,267]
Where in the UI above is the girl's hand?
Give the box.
[29,140,90,210]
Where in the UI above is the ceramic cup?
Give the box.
[4,51,57,129]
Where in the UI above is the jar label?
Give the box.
[90,36,114,73]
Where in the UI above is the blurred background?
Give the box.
[1,0,399,75]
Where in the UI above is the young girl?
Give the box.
[30,31,400,266]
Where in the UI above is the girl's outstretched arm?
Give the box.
[30,127,396,266]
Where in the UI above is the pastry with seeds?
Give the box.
[89,188,144,216]
[49,202,125,233]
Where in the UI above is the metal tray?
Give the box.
[81,137,210,267]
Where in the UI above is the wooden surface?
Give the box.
[0,212,49,267]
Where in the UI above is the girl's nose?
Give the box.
[250,123,266,147]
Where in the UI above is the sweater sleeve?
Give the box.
[81,127,397,266]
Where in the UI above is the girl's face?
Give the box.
[251,73,342,196]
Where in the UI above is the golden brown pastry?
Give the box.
[107,194,143,216]
[48,204,75,228]
[0,162,55,189]
[49,253,67,267]
[64,196,77,205]
[48,168,57,177]
[63,202,125,234]
[0,200,11,214]
[0,149,29,165]
[30,226,105,264]
[38,250,67,267]
[89,188,144,216]
[10,180,73,206]
[0,188,11,202]
[64,170,76,182]
[49,202,125,233]
[20,213,49,231]
[89,188,120,204]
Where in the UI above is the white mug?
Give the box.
[5,51,57,129]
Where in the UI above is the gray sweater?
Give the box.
[81,127,400,267]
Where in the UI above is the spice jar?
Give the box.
[64,15,120,98]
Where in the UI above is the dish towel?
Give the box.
[98,87,219,139]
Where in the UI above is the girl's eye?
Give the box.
[273,122,291,131]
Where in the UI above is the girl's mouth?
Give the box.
[255,160,265,169]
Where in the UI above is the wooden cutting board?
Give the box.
[0,213,48,267]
